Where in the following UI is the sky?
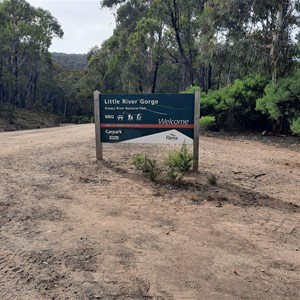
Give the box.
[27,0,116,54]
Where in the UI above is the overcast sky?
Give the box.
[27,0,116,54]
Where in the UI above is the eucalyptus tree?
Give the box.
[151,0,202,86]
[99,0,202,91]
[100,0,150,91]
[0,0,63,110]
[203,0,300,83]
[95,0,299,94]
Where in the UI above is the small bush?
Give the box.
[182,85,201,94]
[71,115,92,124]
[257,70,300,134]
[132,145,193,182]
[132,154,160,181]
[132,153,146,169]
[165,145,193,181]
[199,115,216,131]
[291,117,300,135]
[199,74,268,131]
[144,156,160,181]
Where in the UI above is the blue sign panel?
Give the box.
[99,94,195,144]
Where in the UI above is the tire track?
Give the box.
[0,250,38,300]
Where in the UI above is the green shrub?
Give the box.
[165,145,193,181]
[182,85,201,94]
[257,70,300,133]
[132,145,193,182]
[71,115,92,124]
[132,153,145,169]
[199,115,216,130]
[291,116,300,135]
[199,74,268,131]
[144,156,160,181]
[132,154,160,181]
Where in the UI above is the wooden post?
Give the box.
[193,90,200,172]
[94,90,103,160]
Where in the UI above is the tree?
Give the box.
[0,0,63,110]
[257,70,300,133]
[203,0,300,83]
[152,0,199,86]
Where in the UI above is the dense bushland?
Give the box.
[0,0,299,134]
[187,72,300,134]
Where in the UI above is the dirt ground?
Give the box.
[0,124,299,300]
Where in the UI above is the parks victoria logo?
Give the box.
[166,133,178,141]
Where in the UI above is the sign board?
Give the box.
[99,93,195,144]
[94,91,200,170]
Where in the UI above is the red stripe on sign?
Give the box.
[100,123,194,129]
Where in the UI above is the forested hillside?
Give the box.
[0,0,299,134]
[52,53,87,70]
[0,0,91,130]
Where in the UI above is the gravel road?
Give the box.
[0,124,299,299]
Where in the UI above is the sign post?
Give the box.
[94,92,200,170]
[193,90,200,172]
[94,90,102,160]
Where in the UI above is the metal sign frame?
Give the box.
[94,91,200,171]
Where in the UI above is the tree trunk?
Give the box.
[167,0,195,85]
[227,64,232,86]
[207,64,212,91]
[63,97,67,121]
[12,50,19,111]
[138,80,143,93]
[200,65,205,91]
[0,58,3,109]
[151,61,159,93]
[33,73,38,105]
[270,2,288,83]
[216,63,223,89]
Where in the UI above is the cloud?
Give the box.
[27,0,115,54]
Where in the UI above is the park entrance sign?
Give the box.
[94,91,200,171]
[97,93,196,144]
